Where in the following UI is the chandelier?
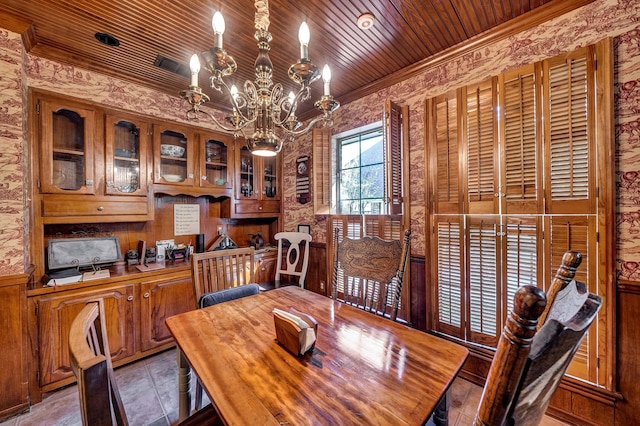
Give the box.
[179,0,340,156]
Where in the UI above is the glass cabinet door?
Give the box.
[237,145,257,200]
[200,134,233,190]
[39,99,95,194]
[262,155,279,200]
[105,115,148,196]
[154,124,195,186]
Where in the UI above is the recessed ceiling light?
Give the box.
[357,12,375,30]
[95,32,120,47]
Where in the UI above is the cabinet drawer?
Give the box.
[234,200,280,215]
[42,198,149,216]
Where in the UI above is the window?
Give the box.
[313,100,407,217]
[426,40,614,386]
[335,124,384,214]
[314,100,412,321]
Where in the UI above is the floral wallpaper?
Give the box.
[0,0,639,279]
[0,29,25,275]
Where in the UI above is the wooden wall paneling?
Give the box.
[305,242,327,296]
[410,256,426,331]
[616,281,640,426]
[0,269,32,421]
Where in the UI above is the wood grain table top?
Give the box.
[166,286,468,425]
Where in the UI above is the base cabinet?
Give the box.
[27,267,194,402]
[35,284,136,390]
[139,276,194,352]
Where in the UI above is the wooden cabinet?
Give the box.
[198,132,234,193]
[153,122,196,188]
[255,250,277,284]
[27,266,195,401]
[34,91,153,225]
[35,283,136,390]
[226,142,281,217]
[152,124,234,197]
[0,272,31,421]
[105,113,151,197]
[139,275,194,352]
[38,97,97,195]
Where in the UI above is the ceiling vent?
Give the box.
[154,55,190,78]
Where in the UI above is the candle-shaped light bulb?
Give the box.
[288,91,295,104]
[189,54,200,86]
[298,22,310,60]
[322,64,331,96]
[230,85,238,98]
[212,11,225,49]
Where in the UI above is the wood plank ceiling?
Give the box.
[1,0,592,117]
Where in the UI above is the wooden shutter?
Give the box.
[433,216,464,339]
[544,215,597,382]
[543,46,596,214]
[428,90,461,214]
[384,100,406,215]
[466,216,500,346]
[503,216,541,316]
[363,215,403,240]
[463,78,498,214]
[312,128,332,214]
[499,64,542,214]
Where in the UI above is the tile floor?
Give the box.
[0,347,568,426]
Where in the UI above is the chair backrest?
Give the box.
[69,299,128,426]
[199,283,261,308]
[274,231,312,288]
[191,247,256,307]
[475,251,602,426]
[331,228,411,321]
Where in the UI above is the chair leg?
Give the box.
[195,379,203,412]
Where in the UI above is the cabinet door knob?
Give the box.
[97,206,104,211]
[259,206,263,210]
[127,295,134,301]
[143,292,150,298]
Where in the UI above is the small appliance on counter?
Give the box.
[209,233,239,251]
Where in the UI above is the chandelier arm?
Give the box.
[190,108,250,134]
[278,115,330,137]
[272,85,309,126]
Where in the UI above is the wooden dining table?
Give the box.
[166,286,469,425]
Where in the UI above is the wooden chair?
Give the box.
[332,228,411,321]
[69,299,221,426]
[193,283,261,410]
[274,231,312,288]
[191,247,256,307]
[475,251,602,426]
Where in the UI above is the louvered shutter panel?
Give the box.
[429,91,461,214]
[500,64,542,214]
[384,100,405,215]
[312,128,332,214]
[544,46,596,214]
[364,215,403,240]
[328,216,363,301]
[545,215,597,382]
[503,216,541,316]
[434,216,464,339]
[464,78,498,214]
[467,216,500,346]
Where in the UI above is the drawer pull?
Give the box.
[143,292,150,298]
[127,295,134,301]
[97,206,104,211]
